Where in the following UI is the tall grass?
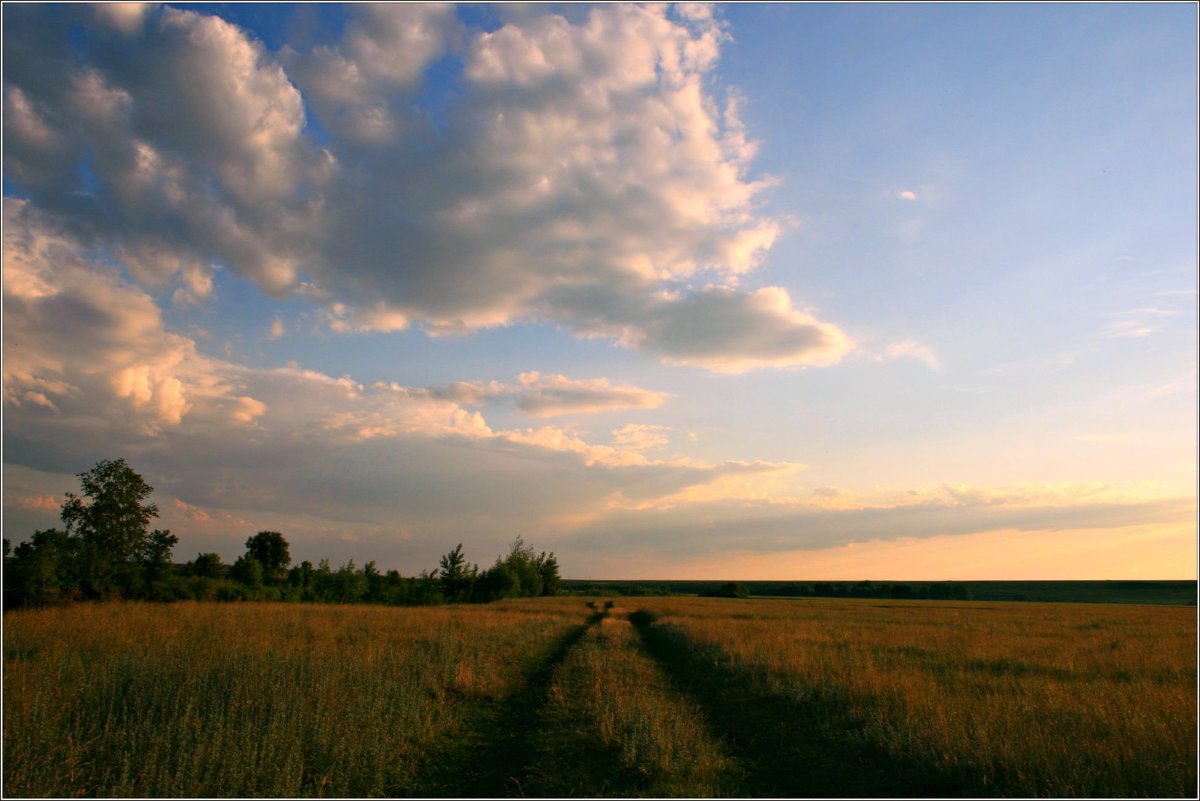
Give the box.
[3,599,588,797]
[531,602,732,796]
[6,596,1194,797]
[634,597,1197,797]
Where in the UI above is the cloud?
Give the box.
[513,373,669,416]
[620,520,1198,581]
[1106,319,1161,338]
[886,340,941,371]
[3,202,787,568]
[93,3,155,36]
[281,5,462,144]
[899,189,918,201]
[550,283,852,372]
[1,4,851,373]
[7,494,63,512]
[558,479,1196,561]
[379,371,669,418]
[611,424,670,452]
[4,206,1189,579]
[2,199,254,438]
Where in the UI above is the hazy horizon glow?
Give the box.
[3,3,1196,579]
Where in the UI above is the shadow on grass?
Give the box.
[403,610,603,798]
[629,611,967,799]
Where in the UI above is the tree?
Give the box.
[474,561,520,602]
[536,551,562,596]
[331,560,367,604]
[702,581,750,599]
[138,529,179,582]
[188,552,225,579]
[60,458,161,596]
[438,543,475,602]
[502,537,542,597]
[9,529,79,606]
[230,554,264,589]
[243,531,290,582]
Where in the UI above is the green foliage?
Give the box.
[475,562,520,602]
[59,458,165,597]
[243,531,290,581]
[10,529,80,606]
[138,530,179,583]
[230,555,264,589]
[701,582,750,599]
[438,544,476,603]
[5,458,563,611]
[537,551,562,597]
[187,552,225,579]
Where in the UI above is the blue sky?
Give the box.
[3,3,1195,579]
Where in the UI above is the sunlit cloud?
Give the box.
[886,340,941,371]
[1,3,850,373]
[1106,319,1163,338]
[3,3,1192,582]
[377,372,670,418]
[611,424,671,452]
[634,520,1197,581]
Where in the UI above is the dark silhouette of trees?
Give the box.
[9,529,79,606]
[61,458,164,597]
[3,458,569,610]
[471,538,564,602]
[5,459,175,604]
[438,543,476,602]
[230,554,264,589]
[702,581,750,598]
[537,551,562,596]
[243,531,290,582]
[188,552,225,579]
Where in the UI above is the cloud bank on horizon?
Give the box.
[3,3,1195,578]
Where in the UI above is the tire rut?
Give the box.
[630,610,966,798]
[402,607,602,797]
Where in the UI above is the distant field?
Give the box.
[563,578,1199,605]
[4,597,1196,797]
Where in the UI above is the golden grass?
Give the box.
[5,596,1194,797]
[633,596,1197,797]
[3,599,588,797]
[534,603,731,797]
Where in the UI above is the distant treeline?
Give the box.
[571,579,971,601]
[705,580,971,600]
[563,579,1198,605]
[3,458,560,609]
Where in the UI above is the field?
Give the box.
[3,597,1196,798]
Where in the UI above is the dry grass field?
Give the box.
[2,599,589,797]
[525,601,731,796]
[634,596,1198,797]
[3,596,1195,797]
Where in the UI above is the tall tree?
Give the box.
[60,458,161,596]
[438,543,474,602]
[244,531,291,582]
[138,529,179,583]
[536,551,562,596]
[9,528,79,606]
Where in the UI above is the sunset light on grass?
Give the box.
[3,2,1195,580]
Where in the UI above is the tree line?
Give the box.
[753,579,972,601]
[3,458,560,609]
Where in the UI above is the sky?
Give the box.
[2,2,1196,580]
